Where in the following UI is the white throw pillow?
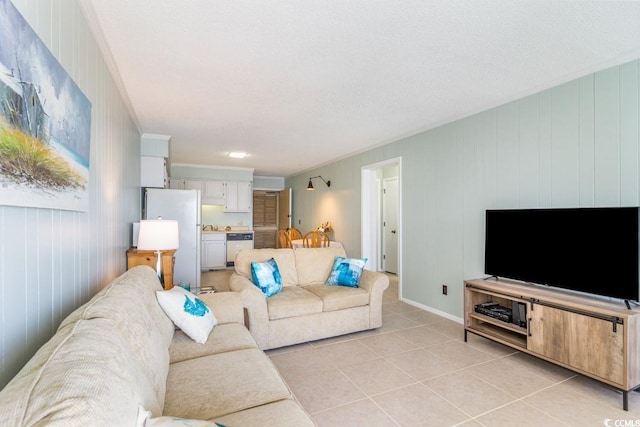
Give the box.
[156,286,217,344]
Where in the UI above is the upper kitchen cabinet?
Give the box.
[140,156,167,188]
[225,181,252,212]
[169,179,204,191]
[140,134,171,188]
[204,181,225,205]
[185,180,204,192]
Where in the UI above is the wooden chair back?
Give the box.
[278,229,292,248]
[303,230,330,248]
[287,227,303,241]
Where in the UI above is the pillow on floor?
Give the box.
[251,257,282,297]
[156,286,217,344]
[326,256,367,287]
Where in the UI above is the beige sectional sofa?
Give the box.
[0,266,313,426]
[230,247,390,350]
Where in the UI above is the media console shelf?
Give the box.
[464,278,640,411]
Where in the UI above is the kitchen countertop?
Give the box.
[202,227,254,234]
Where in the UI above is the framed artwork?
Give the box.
[0,0,92,212]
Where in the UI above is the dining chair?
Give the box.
[303,230,330,248]
[287,227,303,241]
[278,229,292,248]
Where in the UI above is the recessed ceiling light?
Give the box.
[228,152,247,159]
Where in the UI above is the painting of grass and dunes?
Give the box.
[0,0,91,211]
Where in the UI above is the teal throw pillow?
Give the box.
[326,256,367,287]
[251,258,282,297]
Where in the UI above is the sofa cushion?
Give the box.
[326,256,368,287]
[303,284,370,312]
[294,247,347,284]
[251,257,283,297]
[157,286,217,344]
[235,248,299,286]
[0,318,162,426]
[169,323,258,364]
[54,266,174,411]
[267,286,323,320]
[164,348,292,420]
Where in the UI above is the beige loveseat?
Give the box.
[230,247,389,350]
[0,266,313,426]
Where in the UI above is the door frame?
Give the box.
[361,157,402,298]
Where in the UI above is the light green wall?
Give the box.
[287,59,640,319]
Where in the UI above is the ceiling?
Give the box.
[82,0,640,178]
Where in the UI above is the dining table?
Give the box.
[291,239,343,249]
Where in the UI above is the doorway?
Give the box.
[361,157,401,299]
[383,177,398,274]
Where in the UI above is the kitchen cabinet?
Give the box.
[201,233,226,270]
[140,156,167,188]
[203,181,225,205]
[169,178,184,189]
[225,181,251,212]
[184,180,204,192]
[169,179,248,207]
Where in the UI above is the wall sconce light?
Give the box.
[307,176,331,190]
[137,217,179,287]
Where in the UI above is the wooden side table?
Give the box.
[126,248,176,289]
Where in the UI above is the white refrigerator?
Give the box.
[145,188,201,288]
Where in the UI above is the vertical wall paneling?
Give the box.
[619,60,639,206]
[462,115,483,280]
[538,89,553,207]
[551,81,580,206]
[518,95,539,208]
[481,109,498,208]
[594,67,621,205]
[495,103,519,207]
[0,0,141,389]
[287,57,640,319]
[578,74,595,206]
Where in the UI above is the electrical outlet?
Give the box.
[442,284,448,295]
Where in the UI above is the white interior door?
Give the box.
[278,188,292,229]
[383,177,398,273]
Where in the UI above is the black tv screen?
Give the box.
[484,207,640,302]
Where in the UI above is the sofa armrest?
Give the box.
[359,270,389,329]
[197,292,244,325]
[229,273,270,349]
[359,269,389,295]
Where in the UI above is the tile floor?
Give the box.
[202,270,640,426]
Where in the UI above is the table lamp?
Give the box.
[137,217,179,287]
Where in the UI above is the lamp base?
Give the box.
[155,250,165,288]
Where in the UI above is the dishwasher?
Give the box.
[226,232,254,267]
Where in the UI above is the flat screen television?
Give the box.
[484,207,640,302]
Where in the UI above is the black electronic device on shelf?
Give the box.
[474,301,527,327]
[474,302,512,323]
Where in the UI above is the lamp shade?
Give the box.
[137,219,179,250]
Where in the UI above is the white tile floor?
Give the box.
[267,275,640,426]
[202,270,640,426]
